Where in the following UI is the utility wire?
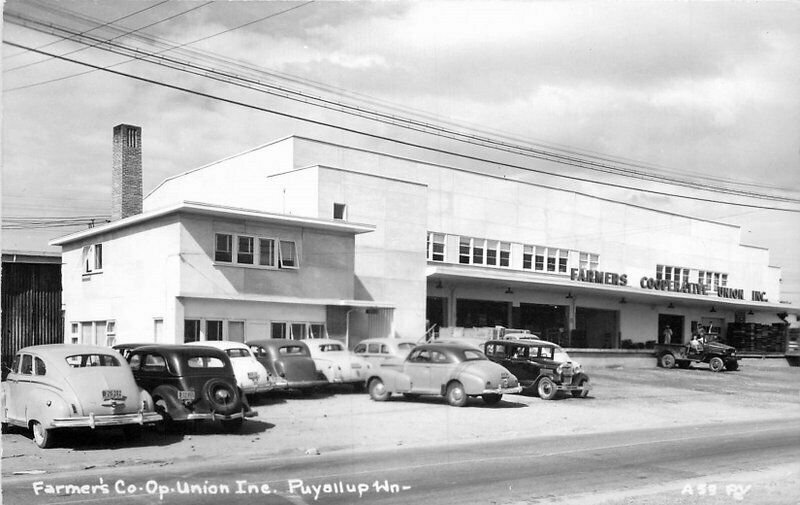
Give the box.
[5,10,797,204]
[4,40,799,215]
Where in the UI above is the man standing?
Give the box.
[661,325,674,345]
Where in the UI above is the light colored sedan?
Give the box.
[302,338,373,389]
[186,341,272,395]
[1,344,162,448]
[352,338,418,366]
[365,343,522,407]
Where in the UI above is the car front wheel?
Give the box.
[368,378,390,401]
[709,357,725,372]
[537,377,558,400]
[446,381,467,407]
[31,420,54,448]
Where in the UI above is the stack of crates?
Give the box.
[726,322,787,353]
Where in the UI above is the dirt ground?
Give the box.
[3,356,799,502]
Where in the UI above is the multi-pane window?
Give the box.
[82,243,103,274]
[579,252,599,270]
[457,236,511,268]
[697,270,728,290]
[237,236,254,264]
[427,232,445,262]
[535,247,545,271]
[258,238,275,267]
[523,245,534,270]
[279,240,298,269]
[215,234,233,262]
[215,233,295,269]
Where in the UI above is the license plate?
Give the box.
[177,390,195,401]
[102,389,124,400]
[247,372,259,381]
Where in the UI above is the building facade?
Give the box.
[52,132,792,350]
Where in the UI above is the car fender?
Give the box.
[137,388,155,412]
[25,391,70,428]
[368,368,409,392]
[151,384,188,418]
[450,369,486,395]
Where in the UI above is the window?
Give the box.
[579,252,599,271]
[34,357,47,376]
[215,234,232,262]
[499,242,511,267]
[143,354,167,371]
[427,233,445,262]
[187,356,225,368]
[106,321,116,336]
[184,319,200,343]
[290,323,305,340]
[82,243,103,274]
[308,323,326,339]
[206,320,223,341]
[486,240,498,266]
[258,238,275,267]
[523,245,533,270]
[237,236,254,264]
[271,322,287,339]
[459,237,470,264]
[20,354,33,375]
[472,238,485,264]
[66,354,121,368]
[279,240,298,268]
[333,203,347,220]
[535,247,545,271]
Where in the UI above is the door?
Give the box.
[403,349,433,393]
[4,354,27,423]
[428,350,454,392]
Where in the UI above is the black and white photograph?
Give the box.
[2,1,799,504]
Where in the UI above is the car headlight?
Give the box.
[573,364,583,374]
[556,364,564,374]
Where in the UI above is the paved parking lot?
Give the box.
[3,356,799,478]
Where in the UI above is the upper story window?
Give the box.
[697,270,729,291]
[214,233,297,270]
[333,203,347,220]
[279,240,298,269]
[82,243,103,274]
[578,252,598,271]
[427,232,445,262]
[523,245,569,274]
[457,236,511,268]
[657,265,690,285]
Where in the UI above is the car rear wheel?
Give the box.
[537,377,558,400]
[368,378,391,401]
[31,421,54,448]
[709,357,725,372]
[446,381,467,407]
[659,353,676,369]
[221,418,244,433]
[482,393,502,405]
[571,378,589,398]
[725,360,739,371]
[203,379,241,415]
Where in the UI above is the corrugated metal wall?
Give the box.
[1,262,63,379]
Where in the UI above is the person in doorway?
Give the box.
[661,325,673,345]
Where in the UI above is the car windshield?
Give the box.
[318,343,344,352]
[553,348,571,362]
[279,345,306,355]
[186,356,226,368]
[226,349,251,359]
[65,354,121,367]
[397,343,415,351]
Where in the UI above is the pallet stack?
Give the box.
[725,322,787,353]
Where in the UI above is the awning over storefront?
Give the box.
[426,264,792,313]
[177,292,395,309]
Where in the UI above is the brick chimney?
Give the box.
[111,124,143,221]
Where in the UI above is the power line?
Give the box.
[5,10,798,205]
[5,39,799,215]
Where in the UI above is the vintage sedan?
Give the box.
[366,343,522,406]
[186,341,273,395]
[1,344,162,448]
[246,339,329,392]
[127,345,255,432]
[302,338,373,390]
[484,339,591,400]
[352,338,418,366]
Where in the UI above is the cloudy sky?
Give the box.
[3,0,799,304]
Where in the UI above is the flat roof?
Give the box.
[49,201,376,246]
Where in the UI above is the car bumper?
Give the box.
[185,409,258,422]
[482,385,523,395]
[51,410,162,429]
[558,379,592,393]
[240,383,274,394]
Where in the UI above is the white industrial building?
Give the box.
[52,125,792,351]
